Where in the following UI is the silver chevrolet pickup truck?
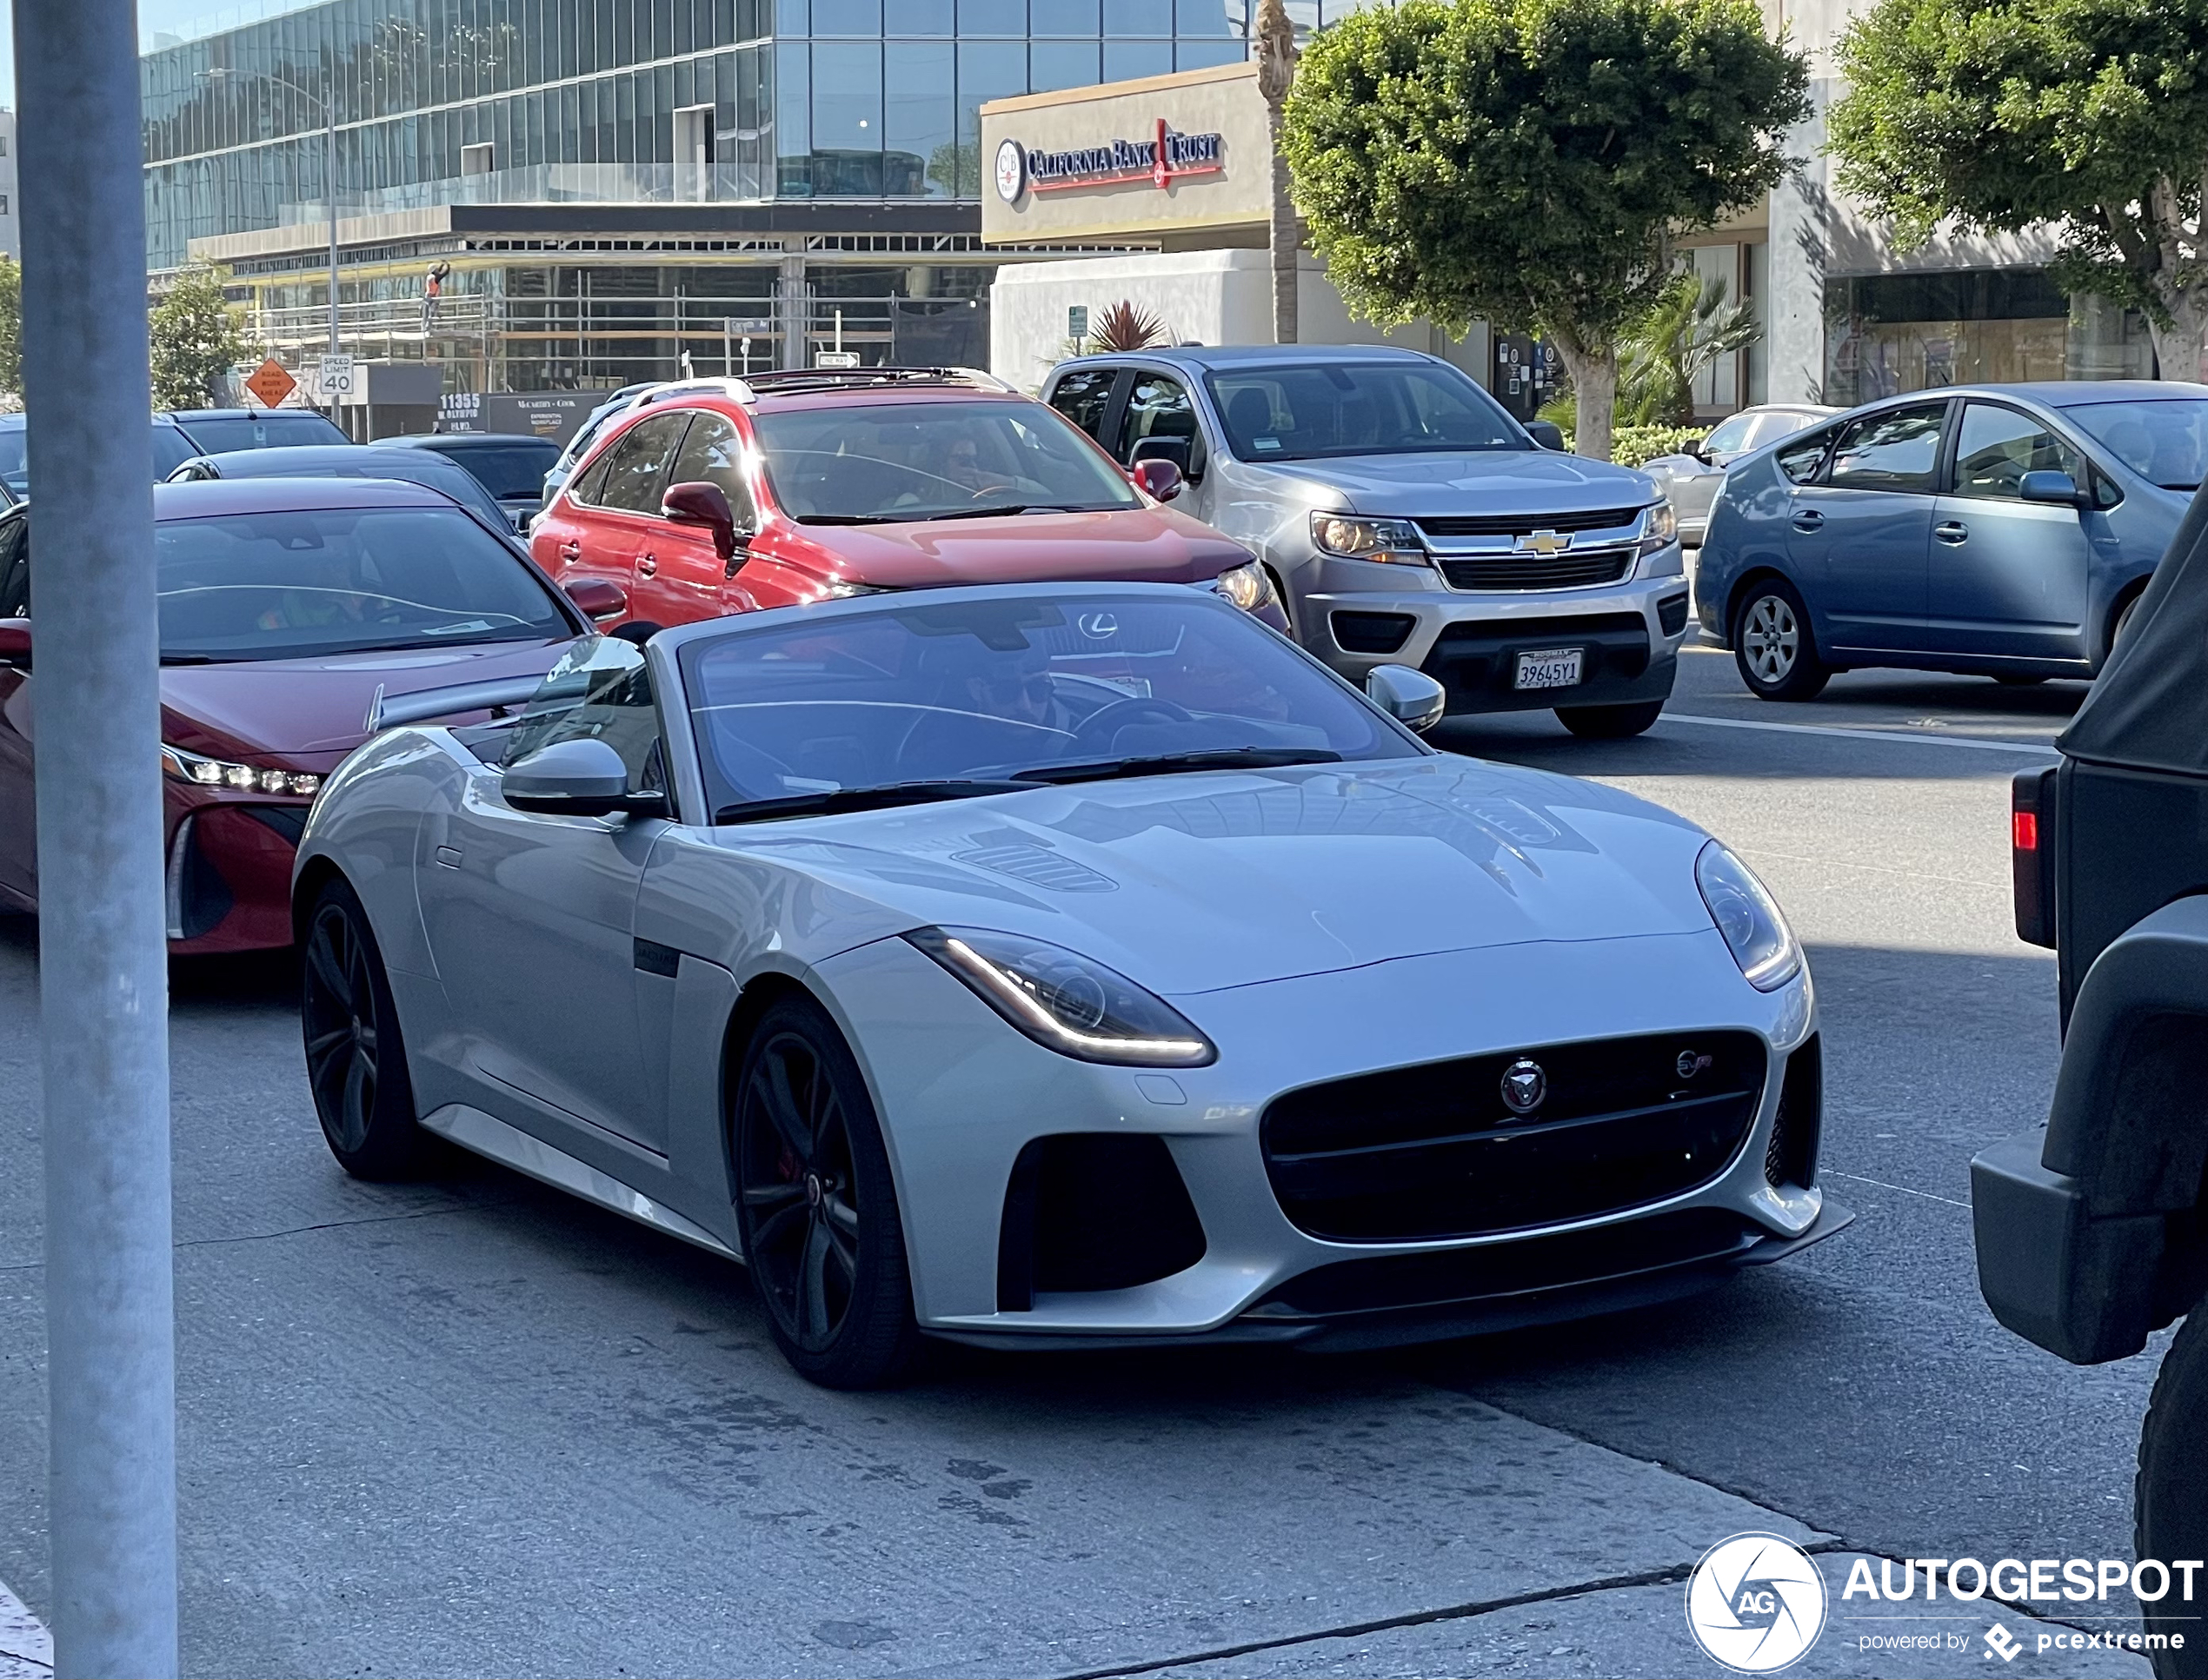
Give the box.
[1043,344,1689,738]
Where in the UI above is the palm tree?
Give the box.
[1619,272,1762,425]
[1254,0,1299,343]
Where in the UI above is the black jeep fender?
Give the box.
[1972,894,2208,1364]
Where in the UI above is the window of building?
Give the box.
[1824,272,2071,408]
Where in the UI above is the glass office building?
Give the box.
[142,0,1249,388]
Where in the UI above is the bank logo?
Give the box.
[1985,1624,2023,1663]
[1686,1532,1828,1673]
[994,138,1027,204]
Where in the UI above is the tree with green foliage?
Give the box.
[0,258,21,398]
[1280,0,1807,461]
[1829,0,2208,382]
[149,266,251,410]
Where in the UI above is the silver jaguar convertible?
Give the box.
[294,581,1846,1387]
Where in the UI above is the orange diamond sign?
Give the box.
[243,357,296,408]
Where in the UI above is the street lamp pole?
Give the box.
[203,63,343,414]
[16,0,180,1670]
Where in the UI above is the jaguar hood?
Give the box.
[712,756,1723,994]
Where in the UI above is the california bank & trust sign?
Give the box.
[995,119,1225,202]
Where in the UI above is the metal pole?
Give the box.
[326,95,340,427]
[14,0,179,1673]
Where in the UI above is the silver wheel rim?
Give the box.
[1742,595,1799,686]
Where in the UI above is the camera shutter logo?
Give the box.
[1685,1532,1827,1673]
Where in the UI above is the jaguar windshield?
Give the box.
[682,592,1424,820]
[1207,362,1526,462]
[155,504,573,662]
[2066,399,2208,491]
[752,400,1143,524]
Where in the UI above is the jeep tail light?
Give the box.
[2012,767,2058,949]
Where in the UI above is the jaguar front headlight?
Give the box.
[906,926,1216,1066]
[161,745,320,798]
[1212,559,1279,614]
[1309,512,1427,564]
[1695,840,1801,991]
[1638,499,1679,557]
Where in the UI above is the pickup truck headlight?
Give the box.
[1695,840,1801,991]
[906,926,1217,1066]
[1638,499,1679,558]
[1212,559,1279,614]
[161,745,320,798]
[1310,512,1427,564]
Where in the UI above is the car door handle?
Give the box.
[557,541,581,562]
[1935,521,1968,544]
[637,552,658,578]
[1791,509,1824,533]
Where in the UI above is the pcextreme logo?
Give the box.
[1685,1532,1830,1673]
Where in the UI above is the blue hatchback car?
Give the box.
[1696,382,2204,699]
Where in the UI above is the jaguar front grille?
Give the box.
[1260,1031,1767,1243]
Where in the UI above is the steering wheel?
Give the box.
[1071,695,1195,749]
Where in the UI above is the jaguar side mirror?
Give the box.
[2019,469,2090,509]
[1130,457,1184,501]
[502,737,665,819]
[562,577,628,621]
[1526,420,1567,452]
[0,619,27,667]
[1367,663,1447,733]
[662,480,745,562]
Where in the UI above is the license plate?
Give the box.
[1513,647,1585,690]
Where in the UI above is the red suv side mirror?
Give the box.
[1130,458,1184,501]
[662,481,742,562]
[0,620,29,665]
[562,579,628,621]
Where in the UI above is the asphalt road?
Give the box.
[0,645,2170,1679]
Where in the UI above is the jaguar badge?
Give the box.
[1500,1058,1547,1115]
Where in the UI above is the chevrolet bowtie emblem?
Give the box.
[1515,528,1572,555]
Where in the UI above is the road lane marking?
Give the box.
[1659,713,2062,755]
[1822,1169,1972,1211]
[0,1577,50,1679]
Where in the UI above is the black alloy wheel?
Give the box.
[732,997,919,1388]
[1732,577,1832,702]
[301,878,434,1179]
[2137,1298,2208,1678]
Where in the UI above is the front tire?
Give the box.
[2138,1302,2208,1678]
[1555,700,1665,739]
[1732,578,1831,702]
[732,996,920,1389]
[301,878,435,1180]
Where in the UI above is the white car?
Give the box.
[1639,403,1840,547]
[294,582,1846,1387]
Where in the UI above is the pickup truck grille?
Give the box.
[1439,550,1634,591]
[1418,507,1644,538]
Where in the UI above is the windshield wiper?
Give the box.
[158,652,243,665]
[1011,747,1343,787]
[927,502,1095,521]
[714,778,1031,825]
[795,513,907,526]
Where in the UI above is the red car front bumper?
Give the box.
[164,793,312,954]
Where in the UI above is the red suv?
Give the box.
[531,368,1287,631]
